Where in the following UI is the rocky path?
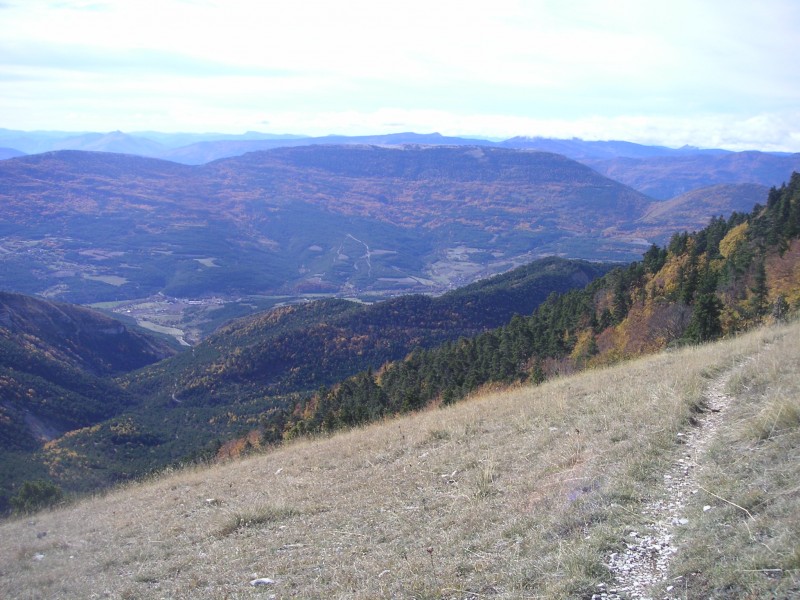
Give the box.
[597,356,751,600]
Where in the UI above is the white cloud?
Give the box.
[0,0,798,150]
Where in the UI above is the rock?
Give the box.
[250,577,276,586]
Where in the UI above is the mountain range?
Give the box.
[0,144,777,308]
[0,161,797,511]
[3,128,798,190]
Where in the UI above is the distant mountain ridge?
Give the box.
[498,136,733,159]
[0,148,24,160]
[636,183,770,230]
[2,129,797,209]
[3,143,794,305]
[584,152,800,199]
[0,145,659,303]
[2,126,795,163]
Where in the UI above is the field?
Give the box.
[0,321,797,599]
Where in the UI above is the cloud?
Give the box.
[0,41,296,78]
[0,0,798,150]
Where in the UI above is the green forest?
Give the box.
[281,173,800,437]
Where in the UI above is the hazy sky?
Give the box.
[2,0,799,150]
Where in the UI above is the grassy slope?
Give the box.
[0,321,797,599]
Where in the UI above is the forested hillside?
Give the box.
[0,293,176,511]
[281,172,800,437]
[16,258,609,500]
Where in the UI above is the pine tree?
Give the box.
[686,294,723,342]
[749,258,769,318]
[612,272,628,323]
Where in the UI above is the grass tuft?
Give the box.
[217,504,299,537]
[473,458,497,499]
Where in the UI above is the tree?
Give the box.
[749,258,769,318]
[668,231,689,256]
[612,272,629,323]
[686,294,723,343]
[643,243,666,274]
[771,294,790,322]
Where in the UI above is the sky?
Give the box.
[1,0,799,151]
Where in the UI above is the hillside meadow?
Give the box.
[0,320,798,599]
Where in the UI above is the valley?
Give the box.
[88,237,602,347]
[1,137,799,526]
[1,143,786,310]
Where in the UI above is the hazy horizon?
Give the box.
[1,127,795,155]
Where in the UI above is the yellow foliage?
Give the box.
[570,329,596,366]
[54,423,102,442]
[721,305,746,334]
[647,254,686,300]
[719,222,749,259]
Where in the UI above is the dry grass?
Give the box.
[0,322,796,599]
[666,323,800,598]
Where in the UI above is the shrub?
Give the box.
[10,480,64,514]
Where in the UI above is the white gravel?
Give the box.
[597,358,748,600]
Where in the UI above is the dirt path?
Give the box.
[599,355,753,600]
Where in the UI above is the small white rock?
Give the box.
[32,553,45,561]
[250,578,276,586]
[703,505,712,512]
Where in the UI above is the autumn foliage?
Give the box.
[279,173,800,438]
